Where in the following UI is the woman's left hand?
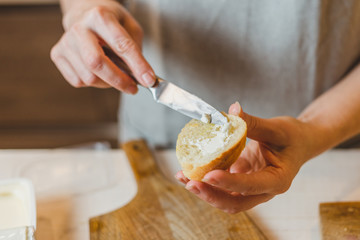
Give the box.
[176,102,315,213]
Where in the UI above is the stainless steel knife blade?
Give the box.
[103,46,228,125]
[149,78,228,125]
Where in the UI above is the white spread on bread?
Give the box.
[188,121,231,155]
[200,113,211,123]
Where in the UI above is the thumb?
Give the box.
[228,102,276,143]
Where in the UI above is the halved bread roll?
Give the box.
[176,114,247,181]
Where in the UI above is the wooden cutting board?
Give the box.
[89,140,267,240]
[320,202,360,240]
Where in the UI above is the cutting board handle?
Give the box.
[91,139,267,240]
[122,139,160,181]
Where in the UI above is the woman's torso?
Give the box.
[120,0,360,147]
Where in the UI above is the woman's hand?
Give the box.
[176,102,315,213]
[51,0,155,93]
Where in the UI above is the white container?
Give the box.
[0,179,36,230]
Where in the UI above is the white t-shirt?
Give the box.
[120,0,360,147]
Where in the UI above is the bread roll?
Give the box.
[176,114,247,181]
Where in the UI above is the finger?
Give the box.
[51,47,84,88]
[86,8,156,87]
[72,27,138,93]
[62,40,111,88]
[229,157,252,174]
[175,171,190,184]
[229,101,282,143]
[203,169,290,196]
[230,142,267,174]
[186,181,273,213]
[121,13,143,49]
[229,102,241,116]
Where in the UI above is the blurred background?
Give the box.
[1,1,359,150]
[0,1,120,149]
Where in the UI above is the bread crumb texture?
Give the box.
[176,114,247,180]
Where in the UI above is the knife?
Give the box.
[103,47,228,125]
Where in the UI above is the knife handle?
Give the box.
[103,46,159,87]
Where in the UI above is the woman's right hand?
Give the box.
[51,0,156,94]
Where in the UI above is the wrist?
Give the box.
[61,0,121,30]
[297,113,342,160]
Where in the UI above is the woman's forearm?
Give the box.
[298,63,360,158]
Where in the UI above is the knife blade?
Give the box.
[103,47,228,125]
[149,78,228,125]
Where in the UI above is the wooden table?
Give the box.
[0,148,359,239]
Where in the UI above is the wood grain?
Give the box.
[0,5,119,148]
[89,140,267,240]
[320,202,360,240]
[0,5,119,126]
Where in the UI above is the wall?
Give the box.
[0,5,120,148]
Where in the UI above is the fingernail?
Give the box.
[234,101,241,114]
[174,173,181,181]
[203,177,217,185]
[186,184,200,194]
[142,71,156,87]
[125,84,138,94]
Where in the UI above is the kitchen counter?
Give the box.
[0,148,359,240]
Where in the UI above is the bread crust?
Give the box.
[183,129,247,181]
